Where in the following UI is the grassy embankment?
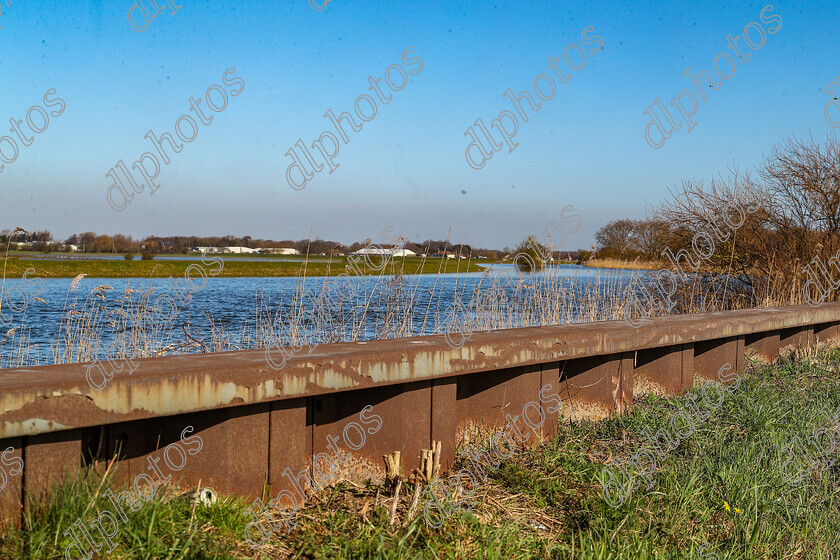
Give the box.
[3,344,838,559]
[0,256,486,278]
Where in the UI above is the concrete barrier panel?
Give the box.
[634,345,684,398]
[456,364,541,443]
[780,325,814,352]
[313,381,432,483]
[694,337,737,382]
[557,353,632,421]
[745,330,780,362]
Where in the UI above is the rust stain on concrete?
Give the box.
[0,304,837,440]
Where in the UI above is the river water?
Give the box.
[0,264,647,368]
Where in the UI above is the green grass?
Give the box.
[0,256,487,278]
[9,251,346,262]
[0,466,251,559]
[9,251,319,258]
[5,346,839,558]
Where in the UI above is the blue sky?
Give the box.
[0,0,836,250]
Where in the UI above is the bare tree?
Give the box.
[594,219,636,258]
[650,135,840,306]
[633,219,669,259]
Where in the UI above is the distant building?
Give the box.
[352,247,416,257]
[65,244,79,252]
[192,246,222,254]
[431,251,456,259]
[224,246,258,254]
[261,247,301,255]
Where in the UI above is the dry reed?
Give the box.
[0,242,804,369]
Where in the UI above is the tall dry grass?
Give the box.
[0,237,806,369]
[583,257,666,271]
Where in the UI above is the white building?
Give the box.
[224,246,259,254]
[192,246,222,254]
[261,247,301,255]
[351,247,416,257]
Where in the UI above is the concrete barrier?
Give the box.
[0,303,837,522]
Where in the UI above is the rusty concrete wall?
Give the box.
[0,304,839,524]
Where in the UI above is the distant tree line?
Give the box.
[1,230,508,259]
[0,229,54,252]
